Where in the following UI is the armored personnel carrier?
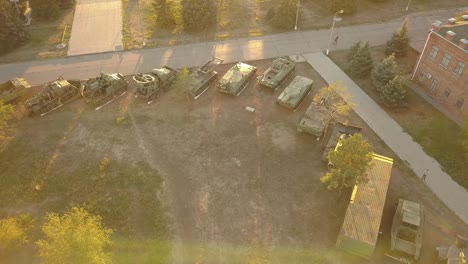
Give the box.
[218,62,256,96]
[389,199,424,261]
[297,101,328,139]
[82,72,128,109]
[0,78,31,104]
[321,122,362,162]
[133,66,178,103]
[25,77,82,116]
[188,57,223,99]
[257,57,296,89]
[276,76,313,111]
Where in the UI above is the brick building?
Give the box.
[412,16,468,120]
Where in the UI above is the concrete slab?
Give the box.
[67,0,123,56]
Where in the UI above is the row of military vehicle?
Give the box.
[0,57,330,137]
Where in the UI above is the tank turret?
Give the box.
[276,76,313,111]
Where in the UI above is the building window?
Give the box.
[418,72,425,82]
[428,45,438,59]
[442,89,451,99]
[441,53,451,67]
[430,79,438,92]
[456,98,464,109]
[454,62,465,76]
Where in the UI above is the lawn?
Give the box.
[329,46,468,191]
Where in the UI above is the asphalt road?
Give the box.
[0,8,464,86]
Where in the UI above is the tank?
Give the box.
[297,101,328,138]
[321,122,363,162]
[276,76,313,111]
[188,57,223,99]
[25,77,82,116]
[389,199,424,260]
[82,72,128,109]
[257,56,296,89]
[218,62,256,96]
[133,66,178,103]
[436,235,467,264]
[0,78,31,104]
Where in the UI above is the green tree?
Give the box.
[36,207,112,264]
[320,133,373,190]
[380,75,407,108]
[313,81,353,123]
[385,18,410,57]
[30,0,60,21]
[330,0,357,15]
[350,41,373,77]
[372,53,397,93]
[0,215,32,256]
[0,1,30,54]
[347,41,362,62]
[181,0,217,32]
[269,0,296,30]
[153,0,176,28]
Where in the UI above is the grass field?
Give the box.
[329,46,468,190]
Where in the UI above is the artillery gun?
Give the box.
[25,77,82,116]
[0,78,31,104]
[187,57,223,99]
[276,76,313,111]
[82,72,128,109]
[218,62,256,96]
[133,66,178,103]
[257,56,296,90]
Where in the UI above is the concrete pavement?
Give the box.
[1,8,465,86]
[67,0,123,56]
[303,52,468,224]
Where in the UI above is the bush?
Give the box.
[181,0,217,32]
[372,53,397,93]
[153,0,177,28]
[380,75,407,108]
[385,18,410,57]
[0,215,32,257]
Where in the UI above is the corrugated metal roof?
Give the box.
[337,153,393,256]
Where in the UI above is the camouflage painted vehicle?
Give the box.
[133,66,178,103]
[188,57,223,99]
[218,62,256,96]
[25,77,82,116]
[436,234,467,264]
[389,199,424,261]
[276,76,313,111]
[82,72,128,109]
[297,101,328,138]
[257,56,296,89]
[321,122,362,162]
[0,78,31,104]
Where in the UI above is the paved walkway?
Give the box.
[67,0,123,56]
[303,52,468,224]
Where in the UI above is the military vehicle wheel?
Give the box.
[134,73,155,85]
